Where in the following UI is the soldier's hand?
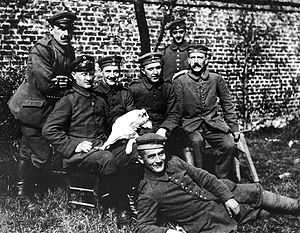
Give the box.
[225,198,240,218]
[75,141,93,153]
[52,75,70,88]
[166,229,184,233]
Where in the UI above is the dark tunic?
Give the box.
[20,34,75,167]
[94,82,135,131]
[128,76,179,133]
[136,156,263,233]
[173,70,239,133]
[42,84,109,167]
[162,40,190,82]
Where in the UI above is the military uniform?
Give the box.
[16,11,76,206]
[129,77,179,134]
[21,33,75,166]
[42,83,132,173]
[135,133,300,233]
[162,18,190,82]
[162,40,190,82]
[95,83,134,130]
[173,44,239,180]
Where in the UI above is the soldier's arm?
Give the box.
[159,84,180,133]
[29,43,61,95]
[216,75,239,132]
[136,193,169,233]
[123,89,135,112]
[175,157,234,203]
[42,96,81,158]
[173,79,184,119]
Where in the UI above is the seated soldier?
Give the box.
[128,52,180,138]
[135,133,300,233]
[173,44,240,181]
[94,55,135,128]
[42,55,135,226]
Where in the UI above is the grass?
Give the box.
[0,128,299,233]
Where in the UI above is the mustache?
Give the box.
[191,63,202,69]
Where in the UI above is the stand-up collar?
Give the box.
[72,83,91,97]
[141,75,164,90]
[169,40,190,51]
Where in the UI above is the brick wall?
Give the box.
[0,0,299,123]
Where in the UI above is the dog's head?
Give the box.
[138,109,152,129]
[125,108,152,130]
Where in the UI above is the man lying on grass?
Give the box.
[135,133,300,233]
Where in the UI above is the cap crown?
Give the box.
[47,11,76,29]
[138,52,162,66]
[72,55,95,72]
[98,55,122,68]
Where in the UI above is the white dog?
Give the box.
[98,109,152,153]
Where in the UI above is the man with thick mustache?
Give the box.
[135,133,300,233]
[162,18,190,82]
[16,11,76,209]
[173,44,240,181]
[128,52,179,139]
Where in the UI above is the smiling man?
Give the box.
[135,133,300,233]
[128,52,179,138]
[162,18,190,82]
[173,44,240,181]
[94,55,134,129]
[15,10,76,208]
[43,55,137,227]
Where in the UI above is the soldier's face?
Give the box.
[188,52,208,73]
[51,25,73,45]
[171,28,186,44]
[142,62,162,83]
[102,65,120,86]
[139,148,166,174]
[73,71,94,89]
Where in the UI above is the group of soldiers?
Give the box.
[13,10,300,233]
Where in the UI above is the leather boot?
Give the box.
[261,190,300,216]
[115,194,131,229]
[17,160,38,211]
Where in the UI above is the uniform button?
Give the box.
[195,192,198,195]
[91,102,95,107]
[175,179,178,182]
[200,195,203,198]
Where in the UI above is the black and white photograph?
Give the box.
[0,0,299,232]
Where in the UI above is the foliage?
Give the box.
[0,60,25,140]
[227,11,300,128]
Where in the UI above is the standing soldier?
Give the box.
[162,18,190,82]
[16,11,76,208]
[128,52,179,139]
